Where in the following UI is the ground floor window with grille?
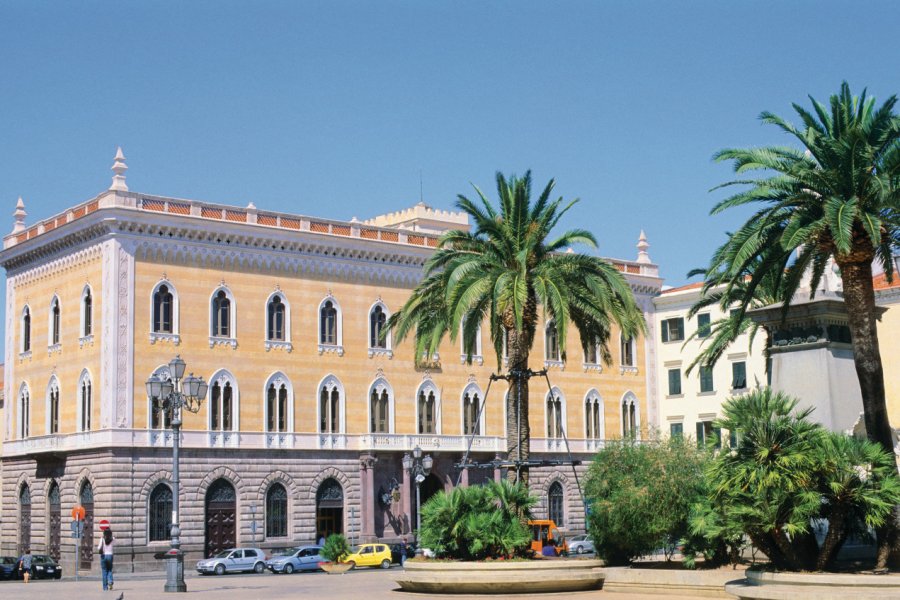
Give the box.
[149,483,173,542]
[266,483,288,538]
[548,481,564,526]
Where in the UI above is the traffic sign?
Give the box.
[72,505,85,521]
[70,520,84,538]
[99,519,110,531]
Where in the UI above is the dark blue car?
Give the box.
[0,556,18,580]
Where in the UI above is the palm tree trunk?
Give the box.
[838,258,897,569]
[817,510,848,571]
[506,329,531,485]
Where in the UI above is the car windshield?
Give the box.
[1,557,15,564]
[214,551,232,558]
[270,548,297,557]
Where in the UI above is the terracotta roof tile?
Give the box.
[874,273,900,290]
[661,281,704,294]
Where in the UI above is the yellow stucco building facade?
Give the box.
[0,152,662,572]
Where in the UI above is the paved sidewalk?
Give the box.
[0,567,708,600]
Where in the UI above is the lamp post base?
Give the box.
[164,550,187,593]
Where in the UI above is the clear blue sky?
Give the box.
[1,1,898,344]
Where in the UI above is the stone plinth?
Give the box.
[395,559,605,594]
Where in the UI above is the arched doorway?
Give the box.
[412,473,444,530]
[315,478,344,538]
[18,485,31,555]
[79,482,94,569]
[48,482,61,561]
[205,479,236,558]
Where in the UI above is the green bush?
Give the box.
[319,533,351,563]
[418,480,535,560]
[584,435,710,565]
[695,389,900,571]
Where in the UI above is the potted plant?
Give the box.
[318,533,353,574]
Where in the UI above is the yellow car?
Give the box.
[343,543,392,569]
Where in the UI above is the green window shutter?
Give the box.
[697,313,711,338]
[696,422,704,446]
[661,320,669,343]
[670,423,683,438]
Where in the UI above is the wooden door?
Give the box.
[205,480,236,558]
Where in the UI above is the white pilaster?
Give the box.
[100,238,135,429]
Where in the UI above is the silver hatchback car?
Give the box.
[197,547,267,575]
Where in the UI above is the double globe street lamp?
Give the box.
[145,356,208,593]
[402,445,433,551]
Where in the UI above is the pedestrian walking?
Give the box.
[98,528,115,591]
[400,537,408,566]
[17,548,32,583]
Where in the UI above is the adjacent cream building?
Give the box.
[0,150,662,572]
[652,283,767,445]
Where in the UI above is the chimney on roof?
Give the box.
[12,196,26,234]
[109,146,128,192]
[636,230,651,264]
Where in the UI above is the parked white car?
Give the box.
[197,548,267,575]
[568,535,595,554]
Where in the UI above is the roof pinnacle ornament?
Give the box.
[109,146,129,192]
[636,230,651,264]
[12,196,27,233]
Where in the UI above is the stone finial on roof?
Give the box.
[12,196,27,233]
[636,230,651,264]
[109,146,128,192]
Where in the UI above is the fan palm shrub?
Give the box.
[417,480,536,560]
[694,389,900,571]
[387,171,646,483]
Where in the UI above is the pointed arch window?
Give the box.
[79,372,92,432]
[584,341,598,365]
[212,290,231,337]
[265,483,288,538]
[370,388,389,433]
[48,379,60,435]
[19,484,31,555]
[545,321,560,362]
[621,393,639,438]
[19,385,30,438]
[153,285,174,333]
[21,306,31,354]
[319,377,343,434]
[620,334,635,367]
[150,366,173,429]
[210,378,235,431]
[82,286,93,337]
[417,386,438,434]
[50,296,61,346]
[148,483,173,542]
[370,305,387,348]
[268,296,286,341]
[585,392,603,440]
[266,381,289,433]
[320,300,338,345]
[462,386,482,435]
[548,482,564,526]
[546,389,565,439]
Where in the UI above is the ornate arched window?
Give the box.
[19,384,30,438]
[584,339,599,365]
[266,483,288,538]
[209,371,238,431]
[19,484,31,555]
[620,334,635,367]
[318,376,343,434]
[148,483,173,542]
[153,284,175,334]
[211,289,232,337]
[81,285,93,337]
[545,321,560,361]
[78,371,92,432]
[320,299,339,346]
[265,375,291,433]
[417,383,439,434]
[370,385,390,434]
[370,304,386,348]
[267,295,286,341]
[462,384,483,435]
[584,391,603,440]
[49,296,61,346]
[149,365,173,429]
[548,482,564,526]
[47,377,60,435]
[621,392,640,438]
[21,306,31,353]
[546,388,565,439]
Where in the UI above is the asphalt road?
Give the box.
[0,564,706,600]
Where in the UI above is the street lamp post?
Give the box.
[146,355,208,593]
[402,445,432,553]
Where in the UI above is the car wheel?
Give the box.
[284,563,294,574]
[347,561,356,570]
[381,559,391,569]
[576,546,585,554]
[214,563,226,576]
[254,561,265,574]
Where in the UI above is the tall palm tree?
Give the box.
[705,82,900,566]
[388,171,646,483]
